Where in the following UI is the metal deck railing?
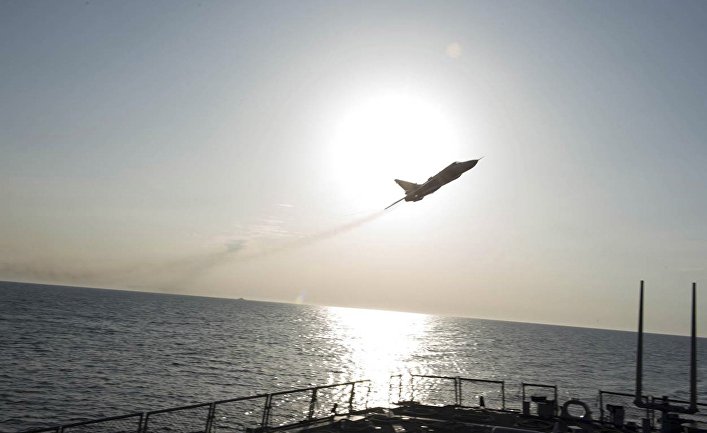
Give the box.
[388,374,706,430]
[20,380,371,433]
[18,375,706,433]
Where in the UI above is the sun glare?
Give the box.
[325,306,430,405]
[326,94,462,209]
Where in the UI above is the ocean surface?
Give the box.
[1,281,705,433]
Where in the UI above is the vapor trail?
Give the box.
[158,209,387,285]
[232,209,386,262]
[0,210,389,289]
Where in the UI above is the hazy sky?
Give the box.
[2,1,706,335]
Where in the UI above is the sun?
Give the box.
[326,93,462,209]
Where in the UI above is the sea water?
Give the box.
[1,281,705,432]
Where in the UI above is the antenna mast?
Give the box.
[633,280,699,433]
[634,280,644,406]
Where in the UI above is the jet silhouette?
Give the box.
[385,158,482,209]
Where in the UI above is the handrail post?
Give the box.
[308,388,318,420]
[553,386,558,416]
[205,402,216,433]
[143,413,151,433]
[398,375,403,403]
[261,394,272,431]
[365,381,372,410]
[138,413,145,433]
[389,375,395,404]
[501,382,506,410]
[348,383,355,413]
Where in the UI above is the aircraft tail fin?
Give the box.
[394,179,420,194]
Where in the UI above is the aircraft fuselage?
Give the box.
[385,158,481,209]
[404,159,480,202]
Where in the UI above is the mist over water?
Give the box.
[1,282,705,433]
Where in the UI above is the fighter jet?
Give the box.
[385,158,482,209]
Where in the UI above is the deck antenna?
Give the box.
[633,281,699,433]
[634,280,644,407]
[689,282,697,414]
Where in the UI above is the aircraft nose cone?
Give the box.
[461,159,480,170]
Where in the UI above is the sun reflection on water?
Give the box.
[325,306,431,405]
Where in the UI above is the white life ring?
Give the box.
[561,399,592,421]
